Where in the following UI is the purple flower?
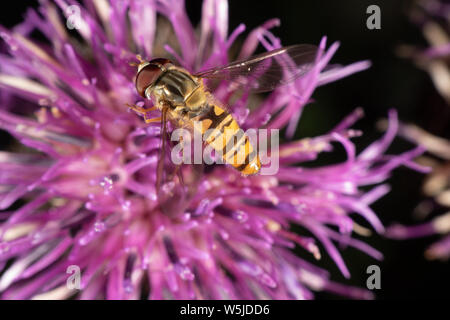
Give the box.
[385,123,450,261]
[0,0,427,299]
[386,0,450,261]
[397,0,450,103]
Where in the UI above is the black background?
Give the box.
[0,0,448,299]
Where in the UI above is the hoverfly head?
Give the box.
[134,58,173,98]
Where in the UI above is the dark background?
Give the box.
[1,0,448,299]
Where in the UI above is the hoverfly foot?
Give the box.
[143,115,162,124]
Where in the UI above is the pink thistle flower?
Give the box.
[385,123,450,261]
[383,121,450,262]
[0,0,427,299]
[386,0,450,261]
[397,0,450,103]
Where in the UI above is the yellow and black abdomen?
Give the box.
[193,104,261,175]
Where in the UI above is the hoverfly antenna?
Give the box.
[129,55,151,74]
[129,54,146,68]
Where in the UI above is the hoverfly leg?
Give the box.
[126,103,157,115]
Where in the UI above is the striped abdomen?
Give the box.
[193,104,260,175]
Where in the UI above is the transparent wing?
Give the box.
[156,107,203,217]
[194,44,318,93]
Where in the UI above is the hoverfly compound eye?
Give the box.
[135,64,162,98]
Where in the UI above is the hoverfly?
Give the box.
[129,44,318,216]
